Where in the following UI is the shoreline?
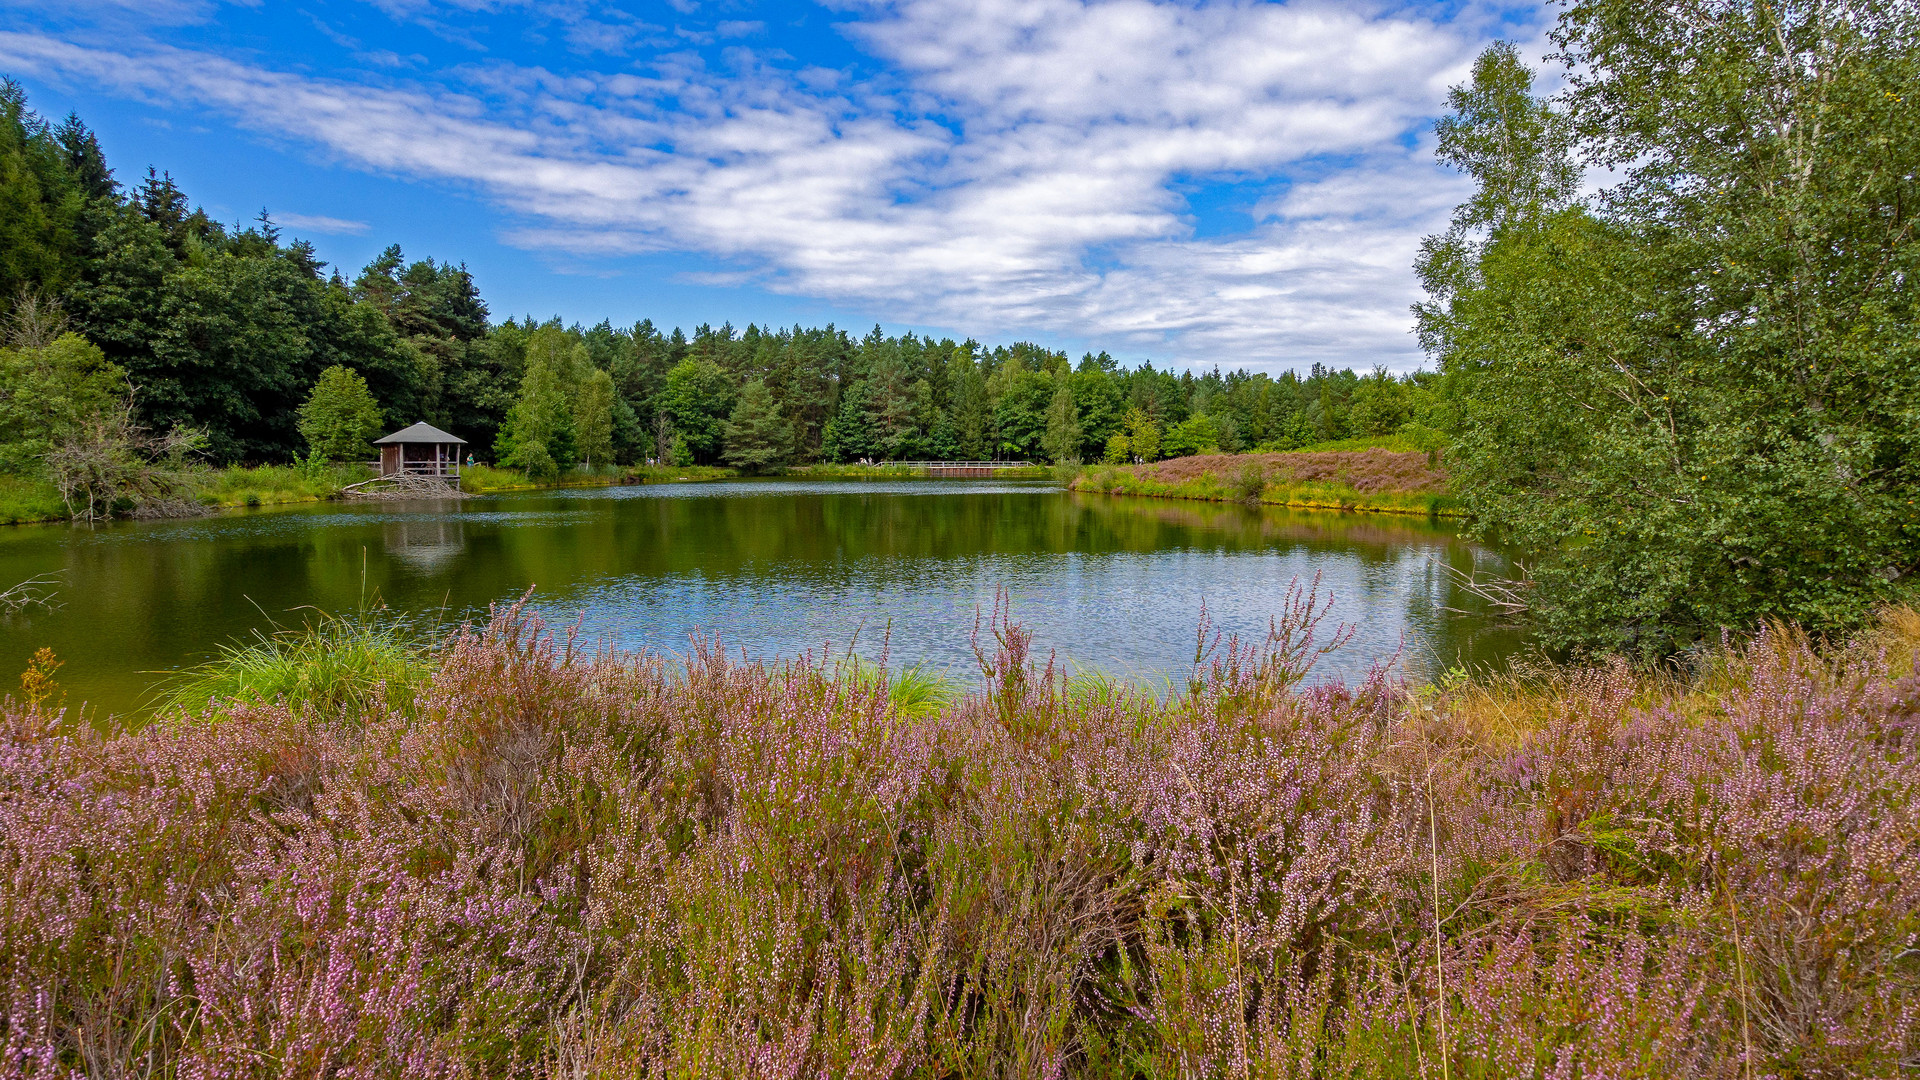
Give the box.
[1,452,1458,527]
[0,465,742,527]
[1070,450,1464,518]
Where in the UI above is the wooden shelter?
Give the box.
[373,422,466,478]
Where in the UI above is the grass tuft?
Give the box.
[157,608,433,716]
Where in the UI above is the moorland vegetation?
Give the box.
[2,595,1915,1077]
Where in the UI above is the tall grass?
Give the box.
[191,462,369,507]
[156,608,434,716]
[0,475,66,523]
[3,598,1916,1077]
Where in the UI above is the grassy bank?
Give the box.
[0,463,746,525]
[458,462,736,494]
[1075,448,1462,516]
[4,599,1914,1076]
[0,476,67,524]
[192,463,372,508]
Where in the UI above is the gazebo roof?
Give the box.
[373,422,467,446]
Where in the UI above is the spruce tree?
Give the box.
[723,379,790,473]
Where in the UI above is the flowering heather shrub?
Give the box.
[3,597,1917,1077]
[1122,451,1448,495]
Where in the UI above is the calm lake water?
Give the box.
[0,479,1522,716]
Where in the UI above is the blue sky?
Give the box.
[1,0,1549,372]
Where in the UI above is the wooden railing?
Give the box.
[368,461,462,477]
[874,461,1035,469]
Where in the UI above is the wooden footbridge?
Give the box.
[878,460,1039,478]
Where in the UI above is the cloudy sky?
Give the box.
[1,0,1548,371]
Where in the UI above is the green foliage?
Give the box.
[1122,407,1161,463]
[0,331,130,475]
[662,357,734,464]
[1040,376,1081,464]
[1420,14,1920,651]
[991,366,1052,460]
[574,368,615,468]
[296,365,384,463]
[1160,413,1220,458]
[722,379,790,473]
[495,327,583,481]
[1347,367,1414,436]
[0,81,89,300]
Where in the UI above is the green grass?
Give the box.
[825,656,960,717]
[460,463,735,493]
[192,463,369,508]
[156,609,435,717]
[0,476,69,524]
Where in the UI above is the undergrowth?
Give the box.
[191,463,369,508]
[0,475,66,524]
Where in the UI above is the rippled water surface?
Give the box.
[0,479,1522,715]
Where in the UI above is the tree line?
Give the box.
[1,77,1440,485]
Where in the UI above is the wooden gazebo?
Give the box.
[373,422,466,478]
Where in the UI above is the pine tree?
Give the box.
[297,366,384,463]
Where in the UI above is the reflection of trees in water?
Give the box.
[383,519,467,571]
[1066,493,1533,673]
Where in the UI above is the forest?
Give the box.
[0,77,1437,493]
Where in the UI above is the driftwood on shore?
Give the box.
[341,474,468,500]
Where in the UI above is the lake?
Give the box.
[0,479,1523,716]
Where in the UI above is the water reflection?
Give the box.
[383,516,467,571]
[0,480,1522,715]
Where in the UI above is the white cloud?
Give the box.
[0,1,1542,370]
[0,0,252,27]
[272,211,373,235]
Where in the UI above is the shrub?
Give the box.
[2,600,1915,1076]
